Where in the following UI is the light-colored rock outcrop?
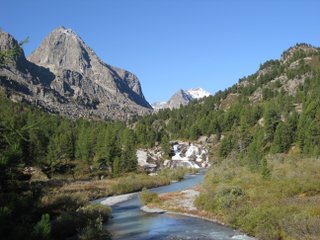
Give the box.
[136,141,210,172]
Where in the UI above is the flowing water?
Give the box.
[104,171,254,240]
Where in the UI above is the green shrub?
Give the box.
[77,204,112,222]
[52,204,111,239]
[238,206,282,239]
[214,185,246,211]
[139,189,159,205]
[32,214,51,240]
[78,216,110,240]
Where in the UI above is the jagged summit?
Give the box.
[28,27,95,73]
[281,43,318,62]
[167,89,193,109]
[0,28,152,120]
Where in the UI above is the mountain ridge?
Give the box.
[0,27,152,120]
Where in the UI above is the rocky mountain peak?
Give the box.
[0,28,152,120]
[166,89,196,109]
[28,27,94,73]
[152,87,211,110]
[281,43,318,63]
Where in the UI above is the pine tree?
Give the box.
[75,124,96,167]
[161,133,171,159]
[264,104,280,142]
[272,122,292,153]
[247,128,264,171]
[120,128,137,173]
[112,157,120,177]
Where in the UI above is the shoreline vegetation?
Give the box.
[37,167,196,239]
[141,155,320,240]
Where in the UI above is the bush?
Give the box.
[239,207,282,239]
[52,204,111,239]
[78,216,110,240]
[213,185,246,211]
[41,192,89,214]
[32,214,51,240]
[139,189,159,205]
[77,204,112,222]
[281,214,320,240]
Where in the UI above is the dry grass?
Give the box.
[39,174,170,216]
[195,156,320,240]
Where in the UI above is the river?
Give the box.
[104,170,254,240]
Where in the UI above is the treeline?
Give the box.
[0,94,147,180]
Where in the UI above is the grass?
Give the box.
[139,188,160,205]
[195,156,320,240]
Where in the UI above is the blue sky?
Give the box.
[2,0,320,103]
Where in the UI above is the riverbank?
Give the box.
[141,186,255,240]
[140,185,255,240]
[39,168,203,239]
[93,168,203,207]
[105,170,253,240]
[97,192,138,206]
[140,186,226,225]
[38,174,170,239]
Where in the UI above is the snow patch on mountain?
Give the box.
[186,88,211,99]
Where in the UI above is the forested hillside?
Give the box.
[136,43,320,160]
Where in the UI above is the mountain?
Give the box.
[0,27,152,120]
[186,87,211,99]
[152,87,210,110]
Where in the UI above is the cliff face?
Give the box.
[0,27,152,120]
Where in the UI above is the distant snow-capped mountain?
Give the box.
[152,87,211,111]
[186,87,211,99]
